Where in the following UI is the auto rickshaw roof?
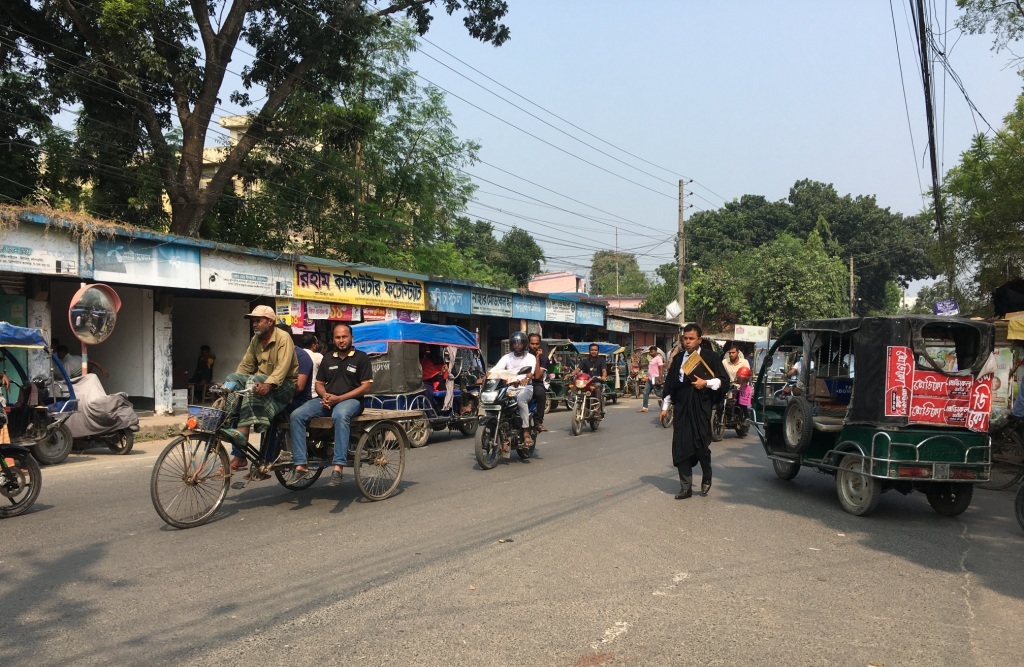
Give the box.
[571,342,624,355]
[352,321,478,355]
[0,322,48,348]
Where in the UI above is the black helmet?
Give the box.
[510,331,528,354]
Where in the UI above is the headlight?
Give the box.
[575,378,587,389]
[481,390,499,404]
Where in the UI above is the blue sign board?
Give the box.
[427,284,472,314]
[933,298,959,316]
[513,295,546,321]
[576,303,605,326]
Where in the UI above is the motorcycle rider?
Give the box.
[722,345,750,384]
[575,343,608,417]
[528,333,549,432]
[487,332,537,447]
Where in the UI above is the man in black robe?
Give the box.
[660,323,730,499]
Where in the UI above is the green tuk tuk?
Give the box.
[753,316,993,517]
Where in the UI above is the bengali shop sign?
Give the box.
[471,291,513,317]
[884,345,991,431]
[546,299,576,323]
[0,225,78,276]
[293,263,425,310]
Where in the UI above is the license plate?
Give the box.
[933,463,950,480]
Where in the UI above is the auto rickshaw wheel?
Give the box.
[1015,483,1024,533]
[835,454,882,516]
[772,458,800,481]
[31,423,73,466]
[405,418,430,448]
[710,408,725,442]
[925,483,973,517]
[354,421,406,501]
[783,396,814,453]
[548,398,559,413]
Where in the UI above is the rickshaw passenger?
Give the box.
[487,332,537,447]
[288,323,374,486]
[225,306,299,472]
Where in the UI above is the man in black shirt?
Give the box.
[528,333,549,432]
[576,343,608,416]
[288,323,373,486]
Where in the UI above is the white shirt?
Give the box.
[490,351,537,379]
[307,350,323,386]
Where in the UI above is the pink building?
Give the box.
[528,271,587,294]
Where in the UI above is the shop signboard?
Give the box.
[576,302,604,326]
[513,295,546,321]
[427,284,471,314]
[933,298,959,316]
[546,299,576,323]
[0,225,78,276]
[305,302,361,321]
[294,262,425,310]
[734,324,769,343]
[606,318,629,333]
[93,237,200,289]
[471,291,513,318]
[200,250,293,296]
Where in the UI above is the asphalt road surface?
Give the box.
[4,400,1023,667]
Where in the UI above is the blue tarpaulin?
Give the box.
[571,342,623,355]
[0,322,48,348]
[352,321,478,355]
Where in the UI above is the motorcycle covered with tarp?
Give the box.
[752,316,994,517]
[352,321,485,448]
[65,373,140,455]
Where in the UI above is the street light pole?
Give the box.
[677,179,686,325]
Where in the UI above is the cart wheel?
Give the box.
[783,396,814,453]
[406,418,430,448]
[31,423,73,466]
[925,483,973,517]
[275,464,325,490]
[1015,483,1024,533]
[835,454,881,516]
[0,447,42,518]
[710,408,725,442]
[772,458,800,481]
[354,421,406,501]
[475,422,501,469]
[978,430,1024,491]
[150,434,230,529]
[107,428,135,455]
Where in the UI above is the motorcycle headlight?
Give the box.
[481,390,499,404]
[575,378,587,389]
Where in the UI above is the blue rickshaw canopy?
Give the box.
[571,342,624,355]
[0,321,48,348]
[352,321,479,355]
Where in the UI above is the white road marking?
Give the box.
[590,621,630,650]
[652,571,690,596]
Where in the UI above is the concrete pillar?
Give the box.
[153,297,173,414]
[27,298,52,379]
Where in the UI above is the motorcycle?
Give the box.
[711,384,751,441]
[475,367,538,469]
[569,371,604,436]
[65,374,140,455]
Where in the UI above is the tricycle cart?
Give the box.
[352,321,485,447]
[753,316,994,517]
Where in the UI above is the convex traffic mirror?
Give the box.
[69,283,121,344]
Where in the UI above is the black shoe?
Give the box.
[700,480,711,496]
[675,489,692,500]
[326,470,343,487]
[287,468,310,485]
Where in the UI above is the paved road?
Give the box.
[4,400,1023,666]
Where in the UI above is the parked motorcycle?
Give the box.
[569,371,604,436]
[65,374,140,455]
[475,368,538,469]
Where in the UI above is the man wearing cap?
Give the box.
[225,305,298,472]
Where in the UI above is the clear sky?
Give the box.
[406,1,1024,290]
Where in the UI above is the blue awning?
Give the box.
[352,321,478,355]
[0,322,48,348]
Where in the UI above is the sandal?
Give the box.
[637,408,648,413]
[523,434,534,447]
[230,458,248,471]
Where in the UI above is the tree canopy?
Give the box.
[589,250,651,296]
[1,0,510,236]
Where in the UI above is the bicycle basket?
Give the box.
[186,405,227,432]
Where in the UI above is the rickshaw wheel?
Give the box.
[978,430,1024,491]
[354,421,406,501]
[1015,484,1024,533]
[783,397,814,453]
[710,408,725,442]
[275,465,324,490]
[31,424,73,466]
[0,447,42,518]
[925,483,973,517]
[835,454,881,516]
[475,423,501,469]
[406,418,430,448]
[150,434,230,529]
[772,458,800,481]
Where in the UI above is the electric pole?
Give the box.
[849,256,855,317]
[677,179,686,325]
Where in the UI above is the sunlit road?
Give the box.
[4,400,1023,667]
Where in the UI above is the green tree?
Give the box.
[957,0,1024,59]
[496,226,544,287]
[589,250,652,296]
[1,0,510,236]
[639,262,678,315]
[941,94,1024,310]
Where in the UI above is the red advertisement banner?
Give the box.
[885,345,991,432]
